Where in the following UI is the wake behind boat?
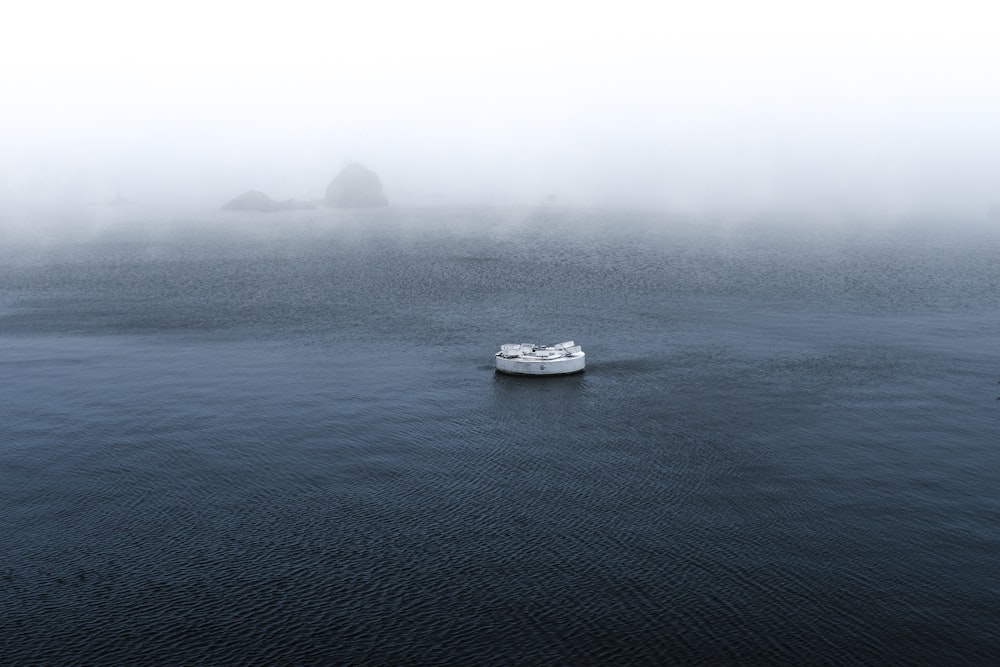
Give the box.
[495,341,585,376]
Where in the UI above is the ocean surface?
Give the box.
[1,206,998,665]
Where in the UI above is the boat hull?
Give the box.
[494,353,586,376]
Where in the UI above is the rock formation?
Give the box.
[222,190,279,212]
[325,163,388,207]
[222,191,316,212]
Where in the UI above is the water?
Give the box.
[2,207,998,664]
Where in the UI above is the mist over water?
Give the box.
[3,2,1000,216]
[3,1,1000,663]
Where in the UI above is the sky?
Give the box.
[2,0,999,216]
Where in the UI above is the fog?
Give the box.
[3,1,999,220]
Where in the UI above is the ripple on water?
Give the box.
[2,210,999,664]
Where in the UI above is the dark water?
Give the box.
[2,207,998,664]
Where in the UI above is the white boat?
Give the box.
[494,341,585,376]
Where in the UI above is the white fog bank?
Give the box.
[2,1,999,219]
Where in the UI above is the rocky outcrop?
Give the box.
[325,163,388,207]
[222,190,316,212]
[222,190,279,212]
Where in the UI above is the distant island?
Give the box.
[325,163,388,207]
[222,190,316,212]
[222,162,387,212]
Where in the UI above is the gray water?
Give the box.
[2,207,998,664]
